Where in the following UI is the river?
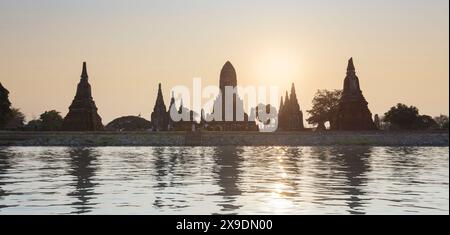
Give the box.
[0,146,448,214]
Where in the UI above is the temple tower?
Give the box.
[213,61,246,122]
[206,61,257,131]
[62,62,103,131]
[278,84,304,131]
[151,83,169,131]
[334,58,376,130]
[288,83,304,130]
[219,61,237,93]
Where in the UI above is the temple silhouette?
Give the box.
[205,61,258,131]
[59,58,377,132]
[62,62,104,131]
[149,83,198,131]
[150,83,169,131]
[333,58,376,130]
[169,94,198,131]
[150,61,259,131]
[278,83,304,131]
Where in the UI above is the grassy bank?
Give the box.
[0,130,448,146]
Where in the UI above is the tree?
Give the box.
[306,89,342,130]
[415,115,438,130]
[383,103,437,130]
[105,116,152,131]
[40,110,64,131]
[0,82,12,129]
[25,119,43,131]
[5,108,25,130]
[383,104,419,130]
[434,115,449,130]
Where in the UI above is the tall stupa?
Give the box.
[206,61,258,131]
[150,83,169,131]
[334,58,376,130]
[62,62,104,131]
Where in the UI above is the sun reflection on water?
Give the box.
[0,146,447,214]
[266,182,295,214]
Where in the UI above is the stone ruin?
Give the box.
[333,58,376,130]
[62,62,104,131]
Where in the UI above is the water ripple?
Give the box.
[0,146,448,214]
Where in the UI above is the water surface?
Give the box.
[0,146,448,214]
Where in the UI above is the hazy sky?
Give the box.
[0,0,448,124]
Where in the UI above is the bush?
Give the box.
[383,103,438,130]
[434,115,449,130]
[25,110,63,131]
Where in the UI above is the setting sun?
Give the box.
[253,47,302,86]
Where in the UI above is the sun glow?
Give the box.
[253,48,301,85]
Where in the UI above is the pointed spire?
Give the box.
[151,83,168,130]
[347,57,355,71]
[74,61,93,99]
[157,83,163,99]
[285,91,289,103]
[81,61,88,80]
[291,83,296,96]
[157,83,164,100]
[154,83,166,109]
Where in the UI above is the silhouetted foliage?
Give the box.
[384,104,418,129]
[383,103,437,130]
[40,110,64,131]
[25,119,43,131]
[105,116,152,131]
[434,115,449,130]
[306,89,342,130]
[415,115,438,130]
[0,82,12,129]
[5,108,25,130]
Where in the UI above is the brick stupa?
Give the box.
[206,61,258,131]
[334,58,376,130]
[278,83,304,131]
[62,62,103,131]
[150,83,169,131]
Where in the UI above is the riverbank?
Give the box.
[0,130,448,146]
